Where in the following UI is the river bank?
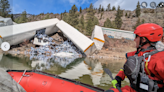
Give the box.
[1,32,136,61]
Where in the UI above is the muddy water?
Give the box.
[0,54,129,90]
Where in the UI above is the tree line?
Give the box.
[0,0,12,18]
[1,0,146,35]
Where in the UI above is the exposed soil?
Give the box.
[87,34,136,60]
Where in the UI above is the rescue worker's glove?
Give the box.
[112,79,118,88]
[112,76,122,88]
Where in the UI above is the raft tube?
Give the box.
[7,70,104,92]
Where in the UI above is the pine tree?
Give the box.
[100,12,103,20]
[60,13,62,19]
[86,3,95,21]
[15,10,28,23]
[111,21,117,29]
[107,3,111,11]
[125,13,127,17]
[120,10,123,17]
[69,4,79,27]
[86,3,98,36]
[21,11,28,22]
[44,14,49,19]
[0,0,11,17]
[98,4,101,13]
[86,18,93,36]
[104,18,112,28]
[93,16,99,25]
[136,1,141,17]
[64,10,67,13]
[112,6,116,11]
[133,18,141,29]
[142,19,145,24]
[11,14,14,21]
[63,13,69,23]
[80,6,82,13]
[86,7,88,10]
[115,6,122,29]
[101,6,104,12]
[80,15,84,29]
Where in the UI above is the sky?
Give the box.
[9,0,163,15]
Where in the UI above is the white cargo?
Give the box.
[33,37,49,46]
[102,27,135,40]
[56,20,97,55]
[91,25,105,50]
[0,18,59,46]
[0,18,13,27]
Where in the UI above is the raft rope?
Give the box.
[18,69,26,84]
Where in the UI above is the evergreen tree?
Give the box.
[107,3,111,11]
[101,6,104,12]
[125,13,127,17]
[44,14,49,19]
[125,12,128,17]
[15,10,28,23]
[112,6,116,11]
[133,18,141,29]
[20,11,28,22]
[80,15,84,28]
[142,19,145,24]
[11,13,14,21]
[63,13,69,23]
[86,3,95,21]
[78,15,85,33]
[136,1,141,17]
[111,21,117,29]
[60,13,62,19]
[86,18,93,36]
[69,4,79,27]
[89,3,93,9]
[86,16,99,36]
[98,4,101,13]
[100,12,103,20]
[80,6,82,13]
[93,16,99,25]
[120,10,123,17]
[0,0,11,17]
[64,10,67,13]
[115,6,122,29]
[104,18,112,28]
[86,3,99,36]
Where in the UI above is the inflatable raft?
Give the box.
[7,70,104,92]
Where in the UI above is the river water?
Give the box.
[0,54,129,90]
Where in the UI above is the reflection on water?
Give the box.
[0,54,129,90]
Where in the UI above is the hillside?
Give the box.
[17,7,164,32]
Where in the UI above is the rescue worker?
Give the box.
[106,23,164,92]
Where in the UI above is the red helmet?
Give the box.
[134,23,163,42]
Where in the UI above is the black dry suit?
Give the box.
[123,48,164,92]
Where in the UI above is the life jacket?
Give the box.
[124,47,164,92]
